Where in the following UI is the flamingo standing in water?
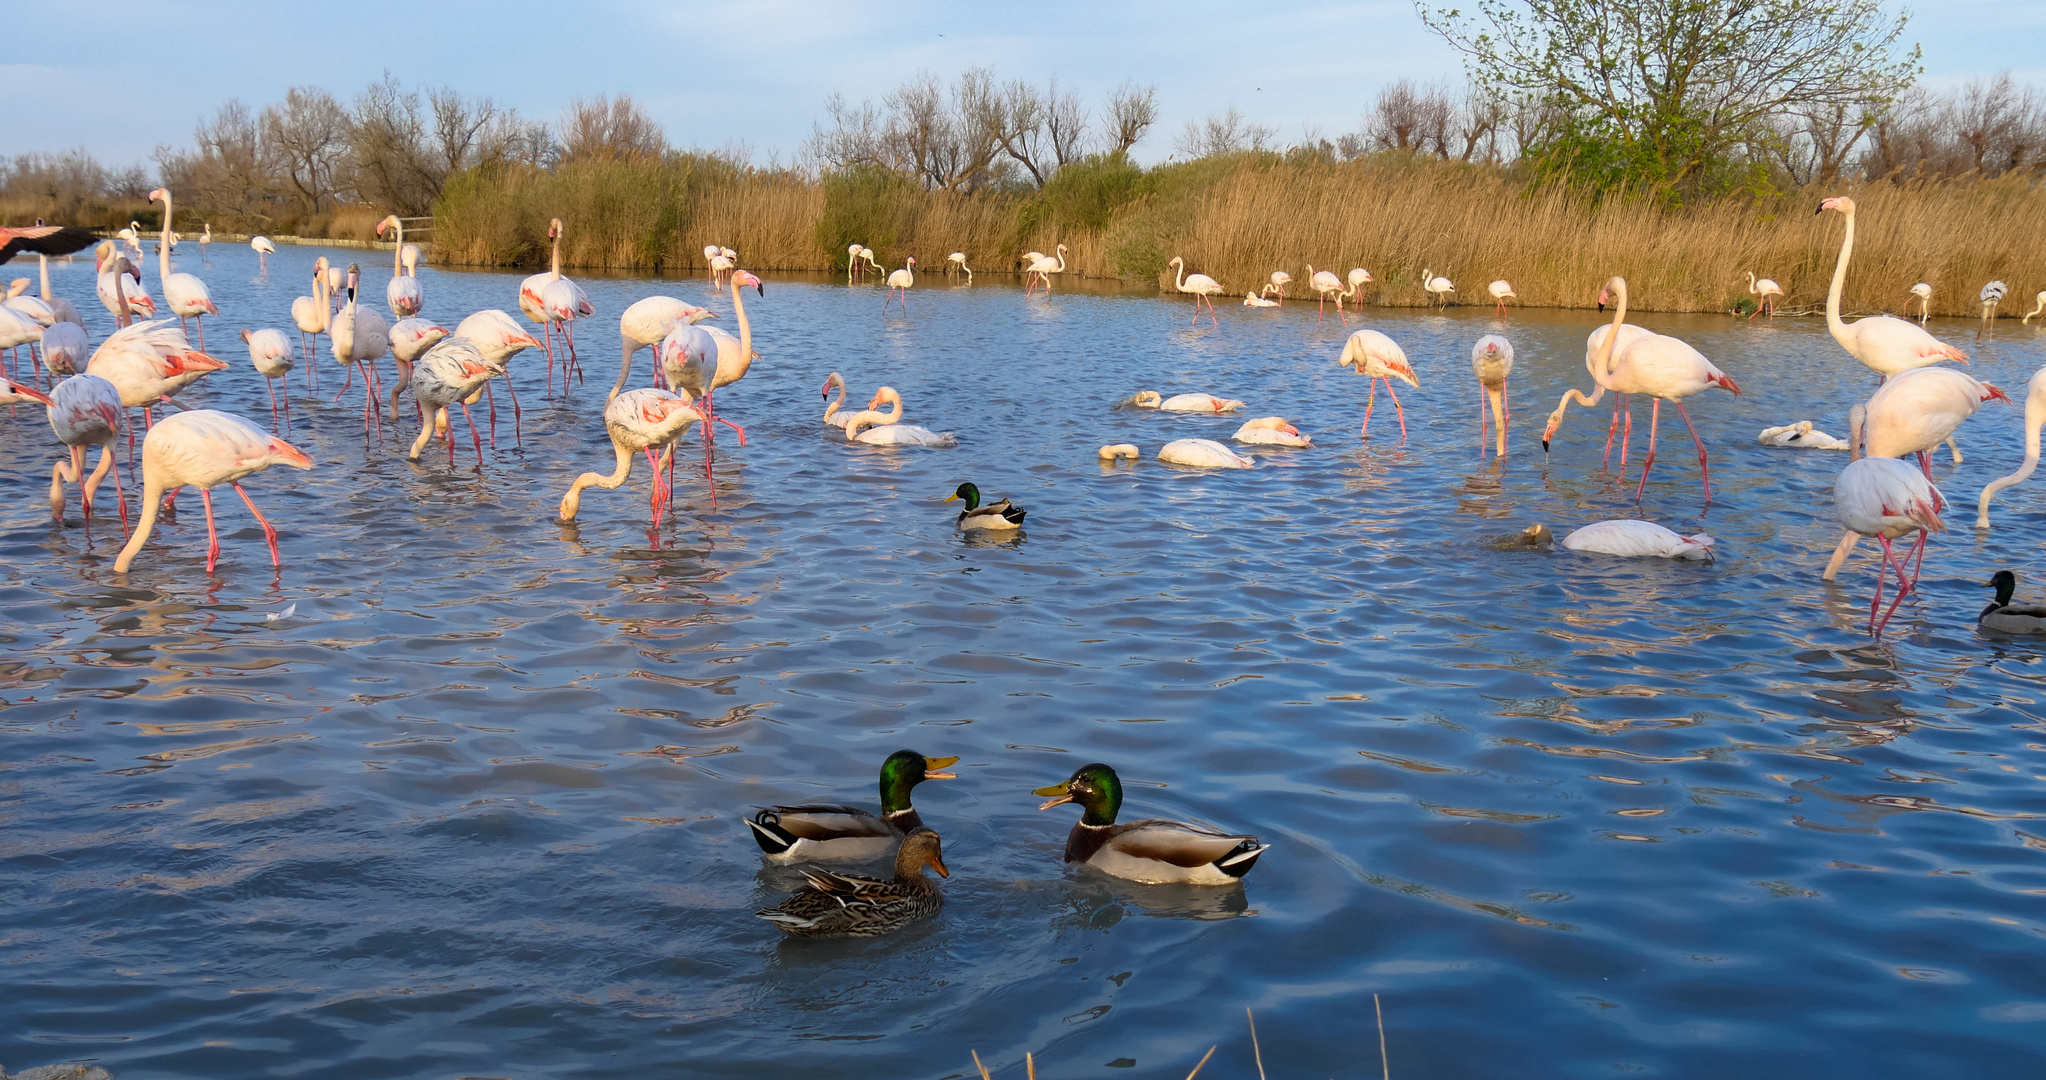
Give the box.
[290,258,331,386]
[1980,280,2008,329]
[406,337,504,467]
[609,296,717,401]
[946,252,972,282]
[1817,201,1969,378]
[1168,257,1224,326]
[1548,277,1740,503]
[378,216,422,317]
[35,247,84,328]
[1421,268,1455,308]
[330,263,392,436]
[541,275,595,389]
[558,389,705,524]
[1266,269,1292,303]
[1487,279,1516,316]
[1304,266,1354,325]
[1908,282,1932,324]
[1336,328,1420,441]
[46,373,129,532]
[455,309,543,444]
[148,188,217,349]
[519,218,585,391]
[1825,455,1945,637]
[113,410,314,574]
[2021,291,2046,324]
[885,257,916,312]
[0,306,41,383]
[1472,333,1514,458]
[386,317,451,421]
[250,236,276,278]
[41,321,87,377]
[96,244,154,323]
[240,328,295,428]
[1024,245,1066,295]
[847,244,868,282]
[1744,271,1785,320]
[1976,365,2046,529]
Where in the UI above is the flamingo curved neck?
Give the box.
[822,380,846,422]
[1172,259,1186,291]
[40,254,53,303]
[728,280,754,383]
[390,220,404,274]
[156,192,174,285]
[1977,393,2044,526]
[871,390,902,423]
[1595,280,1628,378]
[560,441,636,520]
[550,227,562,279]
[1825,205,1854,345]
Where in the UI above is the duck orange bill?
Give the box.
[928,855,950,878]
[1034,784,1073,809]
[923,755,959,780]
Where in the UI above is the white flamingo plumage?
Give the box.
[885,258,916,312]
[1744,271,1785,320]
[386,317,451,420]
[1471,333,1514,458]
[1336,328,1420,440]
[1818,198,1969,378]
[1825,456,1945,636]
[519,218,586,390]
[1233,417,1311,447]
[240,327,295,428]
[112,410,314,574]
[1908,282,1932,324]
[406,337,505,466]
[378,216,422,318]
[1980,280,2008,327]
[609,296,716,401]
[946,252,972,282]
[1167,257,1224,326]
[37,252,83,328]
[1157,438,1253,468]
[1421,268,1455,308]
[330,263,392,436]
[843,386,956,447]
[558,389,705,523]
[1561,520,1714,560]
[148,187,217,349]
[41,322,88,377]
[454,309,543,444]
[1976,365,2046,529]
[1266,269,1292,302]
[1849,367,2008,473]
[290,258,332,386]
[1125,390,1245,412]
[1303,265,1354,325]
[96,244,154,322]
[250,236,276,277]
[1244,291,1279,307]
[1487,279,1516,316]
[1025,245,1067,295]
[45,373,129,531]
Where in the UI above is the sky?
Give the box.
[6,0,2043,170]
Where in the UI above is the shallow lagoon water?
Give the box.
[3,244,2045,1079]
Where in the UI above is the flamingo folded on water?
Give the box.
[290,258,331,386]
[558,389,705,524]
[1977,365,2046,529]
[406,337,504,467]
[885,258,916,312]
[1818,197,1972,377]
[1233,416,1311,446]
[1303,266,1354,325]
[1244,291,1279,307]
[240,328,295,428]
[330,263,392,437]
[1,223,97,265]
[1908,282,1932,324]
[1825,455,1945,637]
[112,410,314,574]
[1560,520,1715,560]
[1488,279,1516,317]
[1336,328,1420,441]
[1472,333,1514,458]
[1167,257,1224,327]
[947,252,972,282]
[1157,438,1252,468]
[378,216,422,317]
[1421,268,1455,308]
[610,295,716,401]
[148,187,217,349]
[46,373,129,532]
[386,318,450,420]
[250,236,276,278]
[1744,271,1785,320]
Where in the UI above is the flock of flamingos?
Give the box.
[0,192,2043,640]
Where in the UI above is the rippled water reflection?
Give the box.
[3,244,2045,1079]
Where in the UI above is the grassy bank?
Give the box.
[0,196,387,246]
[431,153,2046,317]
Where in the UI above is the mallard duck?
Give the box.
[1033,763,1269,885]
[1981,570,2046,633]
[755,827,948,938]
[946,482,1025,530]
[746,750,958,862]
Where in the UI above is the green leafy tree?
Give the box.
[1418,0,1921,200]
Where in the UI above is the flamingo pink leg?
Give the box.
[1384,380,1408,441]
[460,402,483,467]
[1477,387,1488,454]
[1362,378,1377,438]
[1316,296,1326,325]
[1672,398,1713,504]
[199,486,221,573]
[1633,398,1663,502]
[1603,396,1623,466]
[266,379,281,429]
[108,451,130,532]
[1619,396,1634,468]
[332,361,354,403]
[230,482,283,568]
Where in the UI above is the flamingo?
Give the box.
[325,263,345,310]
[199,223,211,255]
[1980,280,2008,328]
[1744,271,1785,320]
[1233,416,1311,447]
[290,258,332,384]
[654,323,724,498]
[1303,266,1353,325]
[519,218,583,390]
[1472,333,1514,458]
[845,412,958,448]
[0,222,96,265]
[708,252,735,291]
[1167,257,1224,326]
[1848,367,2008,478]
[37,248,83,327]
[2022,292,2046,324]
[1335,329,1420,440]
[694,270,762,454]
[86,298,227,465]
[112,410,314,574]
[330,263,391,436]
[1816,199,1970,379]
[559,389,705,523]
[1157,438,1253,468]
[387,318,450,420]
[1824,456,1945,637]
[705,244,723,278]
[947,252,972,282]
[1421,268,1455,308]
[885,257,916,312]
[240,328,295,428]
[1244,291,1279,307]
[1572,276,1740,503]
[1266,269,1292,302]
[454,309,543,444]
[1024,245,1067,295]
[96,244,154,323]
[1487,279,1516,317]
[378,216,422,318]
[46,373,129,531]
[847,244,868,282]
[1,374,53,408]
[1909,282,1932,324]
[541,276,596,388]
[609,296,716,401]
[1125,390,1245,412]
[41,322,87,377]
[1976,365,2046,529]
[820,372,868,429]
[148,187,217,349]
[0,305,42,383]
[6,279,58,327]
[1560,520,1715,560]
[855,246,881,281]
[405,337,504,467]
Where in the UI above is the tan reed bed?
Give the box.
[429,154,2046,317]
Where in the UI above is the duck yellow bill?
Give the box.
[923,755,959,780]
[944,493,960,502]
[1034,783,1073,810]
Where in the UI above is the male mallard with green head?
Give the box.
[755,827,948,938]
[1034,763,1269,885]
[746,749,958,862]
[1981,570,2046,633]
[946,482,1026,530]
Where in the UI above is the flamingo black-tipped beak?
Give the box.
[1541,438,1551,453]
[1814,204,1825,215]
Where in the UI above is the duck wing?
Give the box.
[746,804,898,855]
[1098,819,1270,872]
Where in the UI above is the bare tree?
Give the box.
[1860,74,2046,180]
[1367,80,1452,154]
[1045,78,1089,167]
[1174,107,1278,158]
[560,94,666,163]
[990,78,1050,186]
[1106,82,1159,154]
[350,73,435,215]
[809,92,888,170]
[262,86,350,214]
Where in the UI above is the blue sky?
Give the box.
[6,0,2042,169]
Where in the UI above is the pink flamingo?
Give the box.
[1168,257,1224,326]
[1976,365,2046,529]
[112,410,314,574]
[45,373,129,532]
[405,338,504,468]
[519,218,587,391]
[96,244,153,323]
[1825,456,1944,636]
[1304,266,1354,325]
[609,296,716,401]
[291,258,331,385]
[1818,198,1969,378]
[885,257,916,312]
[148,188,217,349]
[454,310,543,445]
[377,216,422,318]
[330,264,391,437]
[558,389,705,524]
[240,328,295,429]
[1471,334,1513,458]
[1744,272,1784,320]
[1336,328,1420,440]
[387,317,452,421]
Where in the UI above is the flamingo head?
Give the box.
[1710,372,1742,395]
[166,351,230,375]
[147,187,168,204]
[114,256,140,283]
[1817,196,1854,216]
[267,438,315,470]
[821,372,843,399]
[732,269,763,295]
[376,215,399,238]
[548,218,562,239]
[345,263,361,299]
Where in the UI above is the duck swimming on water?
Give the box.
[1034,763,1269,885]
